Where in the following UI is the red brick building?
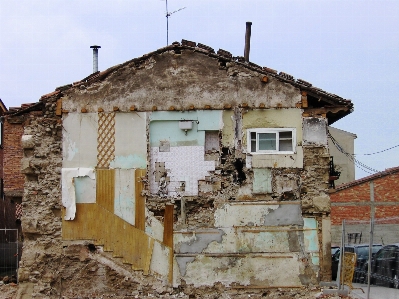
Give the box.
[330,167,399,245]
[1,103,42,233]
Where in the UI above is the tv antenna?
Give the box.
[165,0,186,45]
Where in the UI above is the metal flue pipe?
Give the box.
[244,22,252,62]
[90,45,101,73]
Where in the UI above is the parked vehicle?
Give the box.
[366,243,399,288]
[331,244,382,281]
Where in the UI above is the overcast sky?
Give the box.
[1,0,398,179]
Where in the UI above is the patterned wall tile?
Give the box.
[150,146,215,197]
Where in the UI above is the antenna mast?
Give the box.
[165,0,186,45]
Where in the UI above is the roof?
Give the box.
[335,166,399,191]
[328,126,357,139]
[9,39,354,122]
[0,99,7,114]
[4,102,42,117]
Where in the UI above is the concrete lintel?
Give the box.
[4,190,23,198]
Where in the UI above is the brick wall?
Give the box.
[330,169,399,244]
[3,118,24,194]
[331,205,371,225]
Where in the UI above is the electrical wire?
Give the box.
[355,144,399,156]
[328,131,380,174]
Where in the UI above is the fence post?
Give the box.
[338,219,345,290]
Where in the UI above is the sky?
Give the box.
[1,0,398,180]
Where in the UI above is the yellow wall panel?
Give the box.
[97,169,115,213]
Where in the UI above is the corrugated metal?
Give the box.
[96,169,115,213]
[62,202,162,272]
[135,169,146,230]
[62,168,173,276]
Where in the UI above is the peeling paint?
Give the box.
[61,168,95,220]
[263,204,303,226]
[62,113,98,168]
[303,218,319,265]
[214,203,280,227]
[303,117,328,146]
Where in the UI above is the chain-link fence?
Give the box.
[0,229,19,282]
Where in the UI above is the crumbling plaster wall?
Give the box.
[62,50,300,112]
[16,99,65,298]
[61,50,330,285]
[16,49,333,297]
[16,100,169,299]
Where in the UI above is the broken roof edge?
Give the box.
[0,98,7,113]
[334,166,399,192]
[24,39,351,115]
[4,101,43,117]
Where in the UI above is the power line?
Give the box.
[328,131,380,174]
[355,144,399,156]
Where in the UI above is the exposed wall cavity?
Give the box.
[149,111,222,197]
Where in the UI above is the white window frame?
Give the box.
[247,128,296,154]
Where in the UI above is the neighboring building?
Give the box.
[0,99,8,223]
[1,102,40,277]
[327,126,357,186]
[12,40,353,297]
[330,167,399,245]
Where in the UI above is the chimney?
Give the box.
[244,22,252,63]
[90,45,101,73]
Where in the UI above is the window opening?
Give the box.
[248,128,295,154]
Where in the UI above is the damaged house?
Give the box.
[12,40,353,297]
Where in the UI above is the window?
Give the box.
[247,128,296,154]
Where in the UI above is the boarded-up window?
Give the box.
[205,131,219,153]
[253,168,272,194]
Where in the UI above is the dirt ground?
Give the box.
[0,283,355,299]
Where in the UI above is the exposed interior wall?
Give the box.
[14,49,339,297]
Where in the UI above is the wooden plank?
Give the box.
[301,91,308,108]
[135,169,146,230]
[163,204,174,248]
[96,169,115,213]
[56,99,62,116]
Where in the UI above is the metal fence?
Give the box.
[334,216,399,299]
[0,229,19,281]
